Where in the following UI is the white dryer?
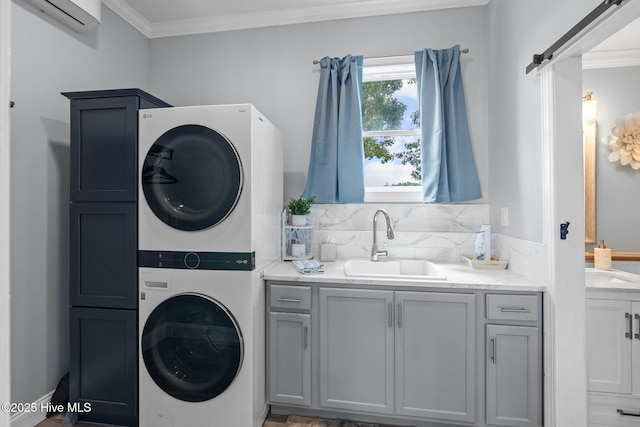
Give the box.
[138,104,283,271]
[138,268,267,427]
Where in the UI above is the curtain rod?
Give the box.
[525,0,624,74]
[312,48,469,64]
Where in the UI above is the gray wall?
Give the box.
[583,65,640,252]
[148,7,489,203]
[487,0,601,243]
[10,2,152,404]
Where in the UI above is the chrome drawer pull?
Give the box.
[500,307,530,313]
[304,325,308,349]
[277,298,302,303]
[617,409,640,417]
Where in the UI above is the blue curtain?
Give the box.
[303,55,365,203]
[415,46,482,203]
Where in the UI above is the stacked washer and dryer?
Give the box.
[137,105,283,427]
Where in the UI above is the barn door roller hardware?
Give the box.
[526,0,625,74]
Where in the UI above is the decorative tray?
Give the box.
[461,254,509,269]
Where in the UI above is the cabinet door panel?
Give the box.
[586,299,632,393]
[70,96,139,202]
[395,291,476,423]
[486,324,540,427]
[70,307,137,426]
[268,312,311,406]
[319,287,394,414]
[70,203,137,309]
[632,301,640,397]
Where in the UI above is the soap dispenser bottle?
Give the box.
[474,231,485,260]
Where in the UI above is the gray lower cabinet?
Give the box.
[319,288,394,414]
[268,282,543,427]
[268,312,311,406]
[395,291,476,423]
[486,324,540,427]
[485,293,541,427]
[318,288,476,422]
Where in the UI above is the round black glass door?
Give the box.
[141,294,243,402]
[142,124,243,231]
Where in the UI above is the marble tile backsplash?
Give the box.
[305,203,549,284]
[308,204,489,263]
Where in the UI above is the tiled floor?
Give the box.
[36,413,403,427]
[36,413,287,427]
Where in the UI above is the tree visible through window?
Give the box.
[362,60,422,190]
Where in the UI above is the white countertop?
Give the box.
[585,268,640,291]
[264,259,546,292]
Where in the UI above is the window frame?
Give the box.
[362,55,422,203]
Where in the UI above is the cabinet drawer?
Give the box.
[486,294,539,322]
[588,393,640,426]
[269,284,311,311]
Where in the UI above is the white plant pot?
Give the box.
[291,214,307,226]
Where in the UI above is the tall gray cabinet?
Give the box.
[64,89,170,426]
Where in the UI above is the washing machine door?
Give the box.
[141,293,243,402]
[141,124,243,231]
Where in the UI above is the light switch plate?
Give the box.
[501,207,509,227]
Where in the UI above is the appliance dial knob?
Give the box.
[184,252,201,269]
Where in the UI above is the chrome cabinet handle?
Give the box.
[277,298,301,303]
[500,307,530,313]
[490,338,496,364]
[397,303,402,328]
[388,302,393,328]
[304,325,308,349]
[626,313,633,339]
[618,409,640,417]
[635,314,640,340]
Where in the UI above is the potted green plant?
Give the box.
[288,195,316,226]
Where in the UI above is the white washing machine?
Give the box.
[138,268,267,427]
[137,105,282,427]
[138,104,283,271]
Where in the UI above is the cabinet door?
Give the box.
[486,324,540,427]
[70,307,137,426]
[268,312,311,406]
[395,291,476,423]
[586,298,632,394]
[70,96,139,202]
[319,287,394,414]
[70,203,137,309]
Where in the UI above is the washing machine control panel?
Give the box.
[139,250,255,270]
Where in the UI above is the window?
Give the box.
[362,56,422,202]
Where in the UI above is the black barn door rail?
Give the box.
[526,0,625,74]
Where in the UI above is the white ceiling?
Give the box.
[101,0,489,38]
[583,16,640,69]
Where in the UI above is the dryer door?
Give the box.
[141,124,243,231]
[141,293,243,402]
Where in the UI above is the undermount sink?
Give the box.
[585,268,640,285]
[344,258,447,281]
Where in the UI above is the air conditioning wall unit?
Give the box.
[23,0,101,33]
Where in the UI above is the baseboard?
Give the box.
[10,390,54,427]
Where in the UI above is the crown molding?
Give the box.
[102,0,152,35]
[582,49,640,69]
[103,0,489,39]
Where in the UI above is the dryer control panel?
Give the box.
[138,250,255,271]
